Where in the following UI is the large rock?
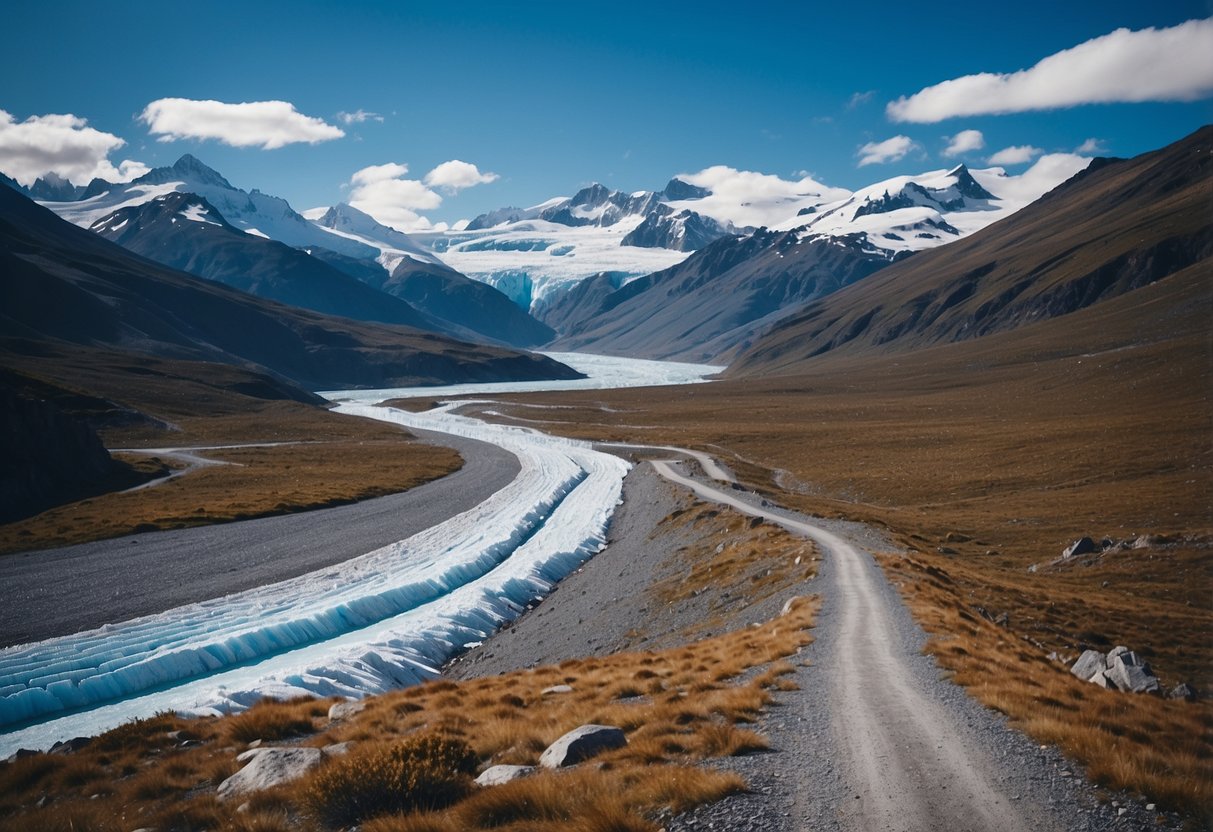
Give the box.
[1070,650,1107,682]
[475,764,536,786]
[539,725,626,769]
[1063,537,1097,558]
[217,747,324,800]
[1106,652,1160,694]
[327,699,367,722]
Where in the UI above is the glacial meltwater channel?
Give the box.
[0,353,721,756]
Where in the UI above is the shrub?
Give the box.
[300,733,478,826]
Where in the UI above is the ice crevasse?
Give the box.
[0,402,630,754]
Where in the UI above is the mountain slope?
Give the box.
[729,126,1213,376]
[551,230,902,362]
[89,193,441,331]
[0,185,580,392]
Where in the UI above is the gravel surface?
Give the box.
[451,457,1182,832]
[0,429,518,646]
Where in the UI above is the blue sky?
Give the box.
[2,0,1210,228]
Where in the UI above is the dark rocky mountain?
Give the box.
[538,183,665,228]
[621,206,731,251]
[0,173,28,196]
[551,228,902,362]
[532,271,627,332]
[0,185,580,392]
[89,192,441,332]
[662,177,711,201]
[134,153,236,189]
[379,259,555,348]
[852,165,997,220]
[730,126,1213,376]
[26,173,85,202]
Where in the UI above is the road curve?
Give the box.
[0,430,520,647]
[650,459,1048,832]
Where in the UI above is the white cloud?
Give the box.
[847,90,876,109]
[674,165,851,228]
[888,18,1213,122]
[1076,137,1108,154]
[942,129,985,157]
[347,162,443,232]
[986,153,1093,206]
[857,135,920,167]
[140,98,345,149]
[988,145,1043,165]
[423,159,499,192]
[338,109,383,125]
[0,109,149,186]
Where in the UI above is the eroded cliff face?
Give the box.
[0,389,119,523]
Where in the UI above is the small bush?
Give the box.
[300,733,478,826]
[225,701,315,744]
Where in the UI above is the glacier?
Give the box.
[0,353,720,757]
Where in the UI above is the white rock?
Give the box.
[217,747,325,800]
[475,764,536,786]
[542,684,574,695]
[327,699,367,722]
[539,724,626,768]
[322,741,354,757]
[1070,649,1107,682]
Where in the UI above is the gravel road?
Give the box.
[0,430,519,647]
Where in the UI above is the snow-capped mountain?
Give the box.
[39,155,438,272]
[431,156,1090,313]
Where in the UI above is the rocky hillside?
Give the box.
[729,126,1213,375]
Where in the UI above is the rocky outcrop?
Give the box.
[0,388,120,523]
[538,724,626,768]
[1070,645,1161,694]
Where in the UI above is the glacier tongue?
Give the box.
[0,401,630,755]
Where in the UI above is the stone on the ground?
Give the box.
[1167,683,1195,701]
[1107,653,1160,694]
[322,741,354,756]
[236,746,269,763]
[48,737,92,755]
[781,596,805,616]
[4,748,39,763]
[539,724,626,768]
[217,747,325,800]
[1070,650,1107,681]
[327,699,367,722]
[1090,670,1118,690]
[1062,537,1097,558]
[475,764,536,786]
[1108,645,1130,660]
[542,684,574,695]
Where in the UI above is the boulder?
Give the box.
[1062,537,1097,558]
[217,747,324,800]
[1107,653,1160,694]
[322,741,354,756]
[539,725,626,768]
[1090,670,1118,690]
[475,764,536,786]
[327,699,367,722]
[1167,683,1195,701]
[1070,650,1107,682]
[48,737,92,755]
[1108,645,1131,660]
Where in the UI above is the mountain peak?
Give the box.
[169,154,234,189]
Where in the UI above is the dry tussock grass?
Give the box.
[882,551,1213,822]
[0,599,816,831]
[1,403,462,555]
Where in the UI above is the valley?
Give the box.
[1,24,1210,828]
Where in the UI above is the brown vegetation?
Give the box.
[0,401,462,554]
[0,599,816,831]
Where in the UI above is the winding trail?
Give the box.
[650,459,1048,832]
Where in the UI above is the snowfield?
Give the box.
[0,354,720,756]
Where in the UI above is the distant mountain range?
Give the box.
[729,126,1213,376]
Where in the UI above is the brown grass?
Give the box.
[0,403,462,555]
[0,599,816,832]
[457,285,1212,819]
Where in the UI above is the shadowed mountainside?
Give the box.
[729,125,1212,376]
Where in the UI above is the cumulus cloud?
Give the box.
[0,109,149,186]
[857,135,920,167]
[346,160,494,232]
[674,165,851,228]
[423,159,499,192]
[1076,137,1108,154]
[988,153,1092,206]
[140,98,345,149]
[338,109,383,125]
[988,145,1043,165]
[888,18,1213,122]
[942,129,985,157]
